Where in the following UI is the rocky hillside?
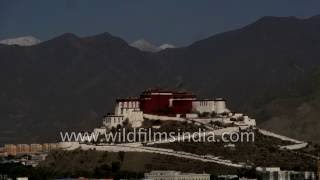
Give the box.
[257,68,320,143]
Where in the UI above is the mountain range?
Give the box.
[1,15,320,144]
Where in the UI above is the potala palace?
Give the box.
[101,89,256,130]
[57,88,311,175]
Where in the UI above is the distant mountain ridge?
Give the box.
[1,15,320,143]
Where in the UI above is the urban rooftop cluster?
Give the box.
[0,143,58,157]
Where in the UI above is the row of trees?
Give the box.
[0,150,144,179]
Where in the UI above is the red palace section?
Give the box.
[139,89,196,116]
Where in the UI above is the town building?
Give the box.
[42,143,51,152]
[1,143,59,157]
[217,175,239,179]
[49,143,58,150]
[30,144,43,153]
[4,144,17,156]
[144,170,210,180]
[16,144,30,154]
[16,178,28,180]
[42,143,57,152]
[0,147,7,157]
[257,167,315,180]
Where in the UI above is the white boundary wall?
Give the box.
[258,129,303,144]
[143,114,185,121]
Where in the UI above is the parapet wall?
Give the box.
[143,114,185,121]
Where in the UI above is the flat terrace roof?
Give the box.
[142,88,194,95]
[194,98,226,101]
[116,97,140,102]
[105,114,124,117]
[193,99,215,101]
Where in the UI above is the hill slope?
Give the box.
[257,68,320,142]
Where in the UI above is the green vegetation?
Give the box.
[38,149,143,178]
[143,119,208,132]
[150,130,316,171]
[37,150,240,178]
[96,120,208,144]
[0,163,55,180]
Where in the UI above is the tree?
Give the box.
[122,118,133,130]
[211,111,217,117]
[213,121,223,127]
[118,151,125,162]
[221,112,229,116]
[199,112,210,118]
[209,120,214,126]
[145,163,153,171]
[94,164,111,177]
[237,167,259,178]
[111,161,121,173]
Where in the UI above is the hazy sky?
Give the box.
[1,0,320,46]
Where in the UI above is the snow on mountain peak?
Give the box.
[0,36,41,46]
[130,39,176,52]
[130,39,158,52]
[159,43,175,50]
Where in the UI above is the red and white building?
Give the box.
[140,89,196,116]
[104,89,231,128]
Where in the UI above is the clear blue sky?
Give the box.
[1,0,320,46]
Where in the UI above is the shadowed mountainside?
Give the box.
[1,15,320,143]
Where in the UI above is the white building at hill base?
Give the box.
[144,170,210,180]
